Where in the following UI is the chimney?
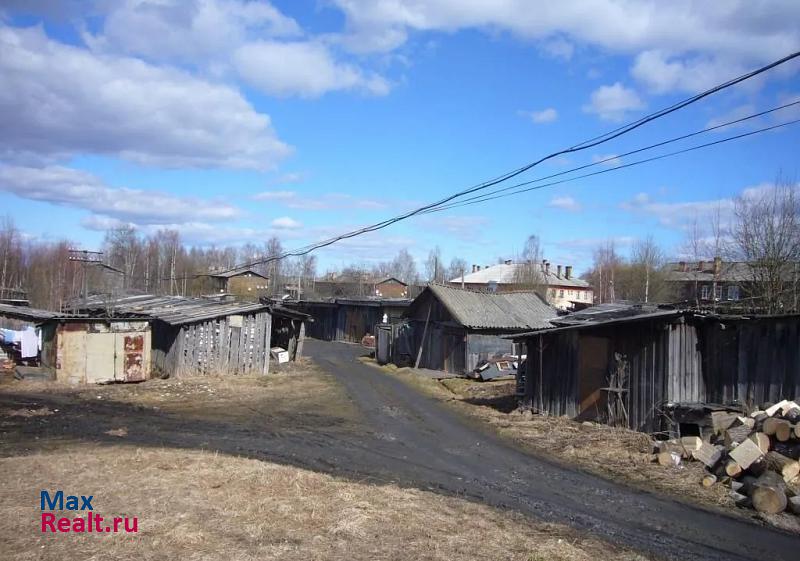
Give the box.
[679,261,687,272]
[476,265,481,271]
[545,261,550,276]
[713,256,722,275]
[565,265,572,280]
[504,259,512,265]
[557,265,562,278]
[698,260,705,272]
[472,264,477,273]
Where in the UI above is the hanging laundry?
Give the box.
[21,327,38,358]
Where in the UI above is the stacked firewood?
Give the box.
[656,399,800,515]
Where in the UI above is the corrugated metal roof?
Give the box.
[78,294,269,326]
[0,303,74,322]
[419,284,558,330]
[449,262,590,288]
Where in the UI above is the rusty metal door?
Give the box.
[116,333,146,382]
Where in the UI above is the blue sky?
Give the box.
[1,1,799,275]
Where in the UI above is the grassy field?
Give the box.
[0,362,649,561]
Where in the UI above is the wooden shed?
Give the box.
[511,305,800,433]
[284,297,410,343]
[79,295,274,377]
[403,285,557,375]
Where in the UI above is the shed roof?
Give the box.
[505,303,682,339]
[0,303,75,322]
[409,284,558,330]
[449,262,590,289]
[664,260,800,283]
[208,267,268,280]
[78,294,269,326]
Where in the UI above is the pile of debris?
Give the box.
[657,399,800,516]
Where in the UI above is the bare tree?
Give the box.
[390,249,418,284]
[424,246,444,283]
[512,234,545,294]
[446,257,468,285]
[264,236,283,295]
[589,240,622,303]
[732,173,800,313]
[631,236,664,303]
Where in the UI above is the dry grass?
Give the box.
[0,359,361,433]
[0,446,649,560]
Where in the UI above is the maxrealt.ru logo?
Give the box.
[40,490,138,533]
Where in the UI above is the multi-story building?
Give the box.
[447,260,593,311]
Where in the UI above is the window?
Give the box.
[727,285,740,301]
[559,289,564,298]
[701,285,710,300]
[714,285,723,301]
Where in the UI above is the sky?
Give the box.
[1,1,799,276]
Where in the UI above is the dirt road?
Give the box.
[303,341,799,561]
[1,340,798,559]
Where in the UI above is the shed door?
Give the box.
[116,333,146,382]
[577,336,609,421]
[85,333,116,384]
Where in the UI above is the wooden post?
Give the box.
[414,302,432,369]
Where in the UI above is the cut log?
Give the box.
[748,432,771,455]
[736,416,756,429]
[780,400,799,415]
[774,419,793,442]
[657,451,681,467]
[796,424,800,439]
[724,423,753,446]
[701,473,718,488]
[680,436,703,452]
[728,438,764,470]
[749,409,766,419]
[784,407,800,423]
[766,451,800,482]
[724,460,743,478]
[766,400,790,417]
[763,417,781,436]
[692,442,723,468]
[789,496,800,515]
[751,471,788,514]
[711,411,740,434]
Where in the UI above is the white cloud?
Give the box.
[253,190,296,201]
[548,195,582,212]
[255,191,390,211]
[331,1,800,94]
[705,104,759,130]
[591,154,622,166]
[0,24,290,169]
[631,50,751,95]
[620,191,734,228]
[583,82,645,121]
[272,172,306,185]
[85,0,302,63]
[234,40,390,98]
[541,37,574,60]
[519,107,558,124]
[270,216,303,230]
[0,164,240,224]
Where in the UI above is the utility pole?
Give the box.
[68,249,104,312]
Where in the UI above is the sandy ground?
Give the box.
[364,358,800,533]
[0,362,647,561]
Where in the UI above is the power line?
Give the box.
[214,50,800,272]
[421,108,800,213]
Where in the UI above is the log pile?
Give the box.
[656,399,800,515]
